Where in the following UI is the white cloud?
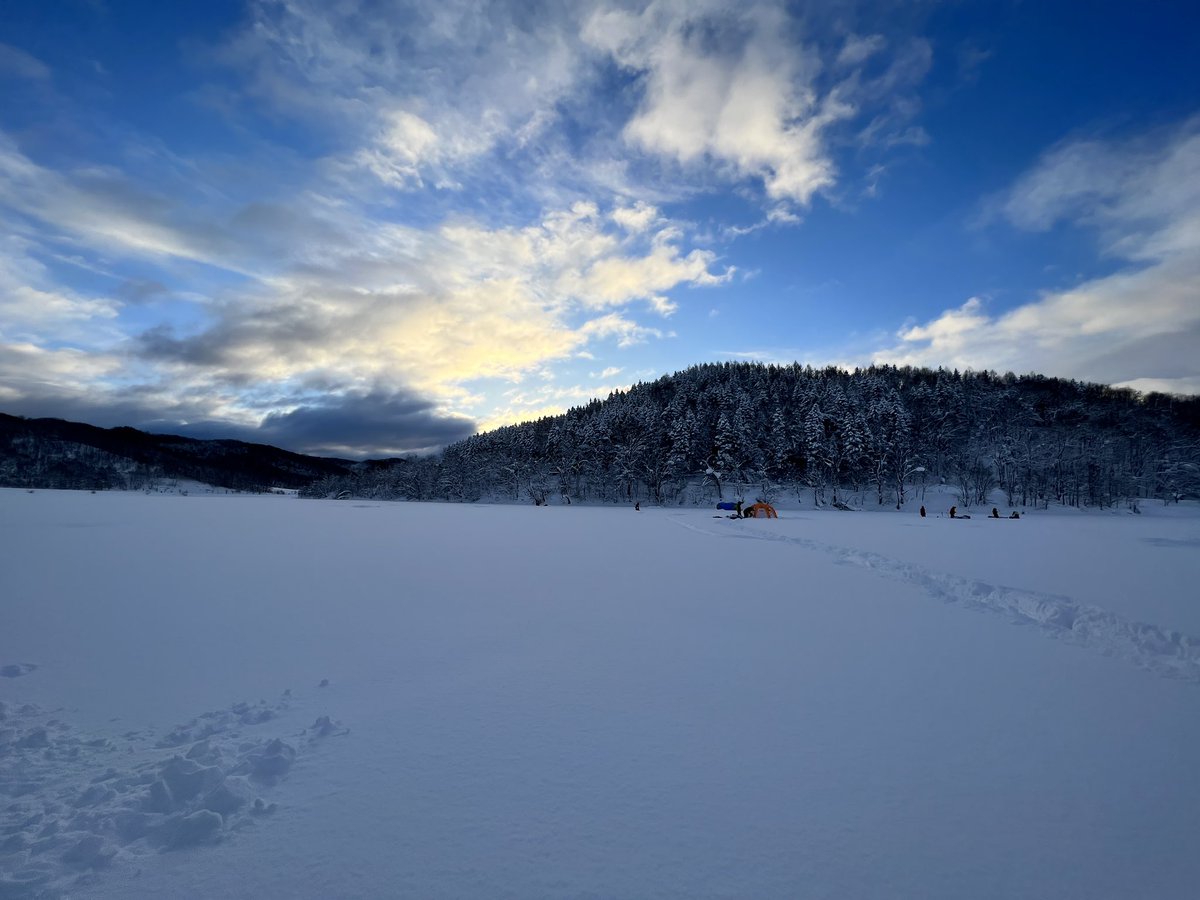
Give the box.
[611,201,660,233]
[580,312,670,348]
[559,237,730,313]
[126,202,720,408]
[724,203,803,237]
[0,235,121,343]
[353,110,444,188]
[875,119,1200,395]
[584,0,851,205]
[999,122,1200,265]
[0,341,121,385]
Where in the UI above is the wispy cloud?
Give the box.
[0,42,51,80]
[0,135,253,271]
[836,34,886,69]
[217,0,593,195]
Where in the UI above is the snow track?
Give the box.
[672,515,1200,684]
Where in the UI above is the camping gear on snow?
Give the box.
[743,502,778,518]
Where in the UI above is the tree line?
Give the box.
[301,363,1200,510]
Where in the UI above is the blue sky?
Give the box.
[2,0,1198,457]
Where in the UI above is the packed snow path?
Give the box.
[2,490,1199,899]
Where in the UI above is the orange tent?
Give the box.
[744,502,778,518]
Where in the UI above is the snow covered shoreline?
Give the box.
[3,488,1199,898]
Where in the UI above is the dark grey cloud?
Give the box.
[137,323,231,366]
[135,298,335,369]
[136,390,477,458]
[2,368,476,458]
[252,390,477,457]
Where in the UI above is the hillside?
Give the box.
[303,364,1200,509]
[0,413,359,493]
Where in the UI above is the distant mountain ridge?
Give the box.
[0,413,362,492]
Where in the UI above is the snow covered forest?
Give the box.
[304,364,1200,509]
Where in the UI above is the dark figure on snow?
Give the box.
[919,505,926,518]
[635,501,640,511]
[949,505,957,518]
[735,500,744,518]
[991,507,1000,518]
[1010,511,1020,519]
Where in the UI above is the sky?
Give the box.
[1,0,1198,458]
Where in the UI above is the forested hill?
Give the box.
[304,364,1200,510]
[0,413,358,492]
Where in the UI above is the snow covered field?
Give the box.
[2,488,1199,899]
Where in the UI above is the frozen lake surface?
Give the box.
[2,488,1199,898]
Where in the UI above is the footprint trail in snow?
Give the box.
[672,515,1200,684]
[0,688,347,899]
